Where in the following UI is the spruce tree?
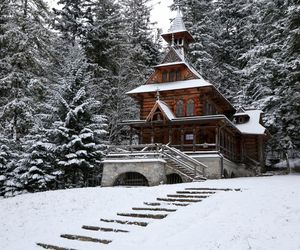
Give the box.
[0,0,63,196]
[50,44,108,187]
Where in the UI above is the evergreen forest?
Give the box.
[0,0,299,197]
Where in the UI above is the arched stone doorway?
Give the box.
[223,169,229,178]
[166,173,183,184]
[113,172,149,186]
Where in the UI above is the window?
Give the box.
[176,70,181,81]
[162,71,167,82]
[187,99,195,116]
[185,134,194,141]
[179,38,183,45]
[204,100,216,115]
[169,71,175,81]
[176,100,184,117]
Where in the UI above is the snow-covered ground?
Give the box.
[1,175,300,250]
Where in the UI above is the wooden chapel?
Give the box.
[102,9,270,186]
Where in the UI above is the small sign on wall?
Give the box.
[185,134,194,141]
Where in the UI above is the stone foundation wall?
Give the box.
[192,155,222,179]
[101,159,166,187]
[223,158,255,178]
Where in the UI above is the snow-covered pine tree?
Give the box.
[175,0,223,85]
[53,0,92,44]
[80,0,161,145]
[0,0,64,196]
[121,0,161,77]
[101,0,161,144]
[50,44,107,188]
[238,1,290,156]
[278,1,300,156]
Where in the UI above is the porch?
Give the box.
[124,115,245,164]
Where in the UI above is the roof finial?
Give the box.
[156,88,160,101]
[176,3,181,15]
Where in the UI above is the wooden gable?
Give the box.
[146,100,175,122]
[161,47,183,64]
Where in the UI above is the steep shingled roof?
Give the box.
[168,9,187,33]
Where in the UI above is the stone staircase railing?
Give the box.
[106,143,208,181]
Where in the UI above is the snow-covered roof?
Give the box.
[167,9,187,33]
[235,110,266,135]
[127,79,212,95]
[157,100,175,120]
[154,62,185,68]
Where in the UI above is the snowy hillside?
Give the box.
[0,175,299,250]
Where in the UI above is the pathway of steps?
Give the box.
[37,187,240,250]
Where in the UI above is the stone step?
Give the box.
[157,198,202,203]
[117,213,168,219]
[144,202,189,207]
[177,191,216,194]
[60,234,112,244]
[167,194,209,199]
[100,218,148,227]
[185,188,239,191]
[82,225,129,233]
[144,202,161,206]
[37,242,78,250]
[132,207,176,212]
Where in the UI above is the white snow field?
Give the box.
[0,175,299,250]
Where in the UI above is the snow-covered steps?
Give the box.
[167,194,209,199]
[60,234,112,244]
[117,212,168,219]
[36,186,241,250]
[176,191,216,194]
[185,187,241,191]
[157,197,202,203]
[144,201,189,207]
[82,225,129,233]
[37,242,78,250]
[132,207,177,212]
[100,218,148,227]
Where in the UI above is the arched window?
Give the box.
[187,99,195,116]
[176,100,184,117]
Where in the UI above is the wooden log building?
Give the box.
[102,9,270,186]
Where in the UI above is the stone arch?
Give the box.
[113,172,149,186]
[223,169,229,178]
[166,173,183,184]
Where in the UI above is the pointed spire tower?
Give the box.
[161,8,195,56]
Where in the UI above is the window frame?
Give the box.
[176,99,184,117]
[187,99,195,116]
